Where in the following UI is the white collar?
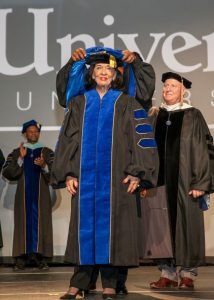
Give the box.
[161,102,192,111]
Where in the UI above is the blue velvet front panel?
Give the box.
[138,138,157,148]
[134,108,148,119]
[79,89,121,265]
[24,147,42,253]
[135,123,153,134]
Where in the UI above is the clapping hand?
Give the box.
[19,142,27,158]
[34,153,46,168]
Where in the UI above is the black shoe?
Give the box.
[33,253,49,270]
[116,285,128,295]
[84,283,97,294]
[13,256,26,271]
[38,262,49,270]
[102,294,116,300]
[13,264,25,271]
[60,291,84,299]
[60,294,76,299]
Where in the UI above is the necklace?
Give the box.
[166,112,172,126]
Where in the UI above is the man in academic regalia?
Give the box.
[0,149,5,248]
[2,120,54,270]
[148,72,214,289]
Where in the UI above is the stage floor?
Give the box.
[0,266,214,300]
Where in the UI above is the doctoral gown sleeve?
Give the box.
[190,109,214,193]
[124,98,159,188]
[2,149,23,181]
[41,147,54,183]
[56,58,74,108]
[124,53,156,111]
[51,99,81,188]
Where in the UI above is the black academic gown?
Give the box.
[2,146,54,257]
[0,149,5,248]
[141,107,214,267]
[51,90,159,266]
[56,54,155,111]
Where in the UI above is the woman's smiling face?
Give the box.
[92,63,116,89]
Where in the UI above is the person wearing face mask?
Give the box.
[2,120,54,270]
[51,49,159,299]
[148,72,214,290]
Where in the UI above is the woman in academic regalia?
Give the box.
[56,46,156,297]
[52,49,159,299]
